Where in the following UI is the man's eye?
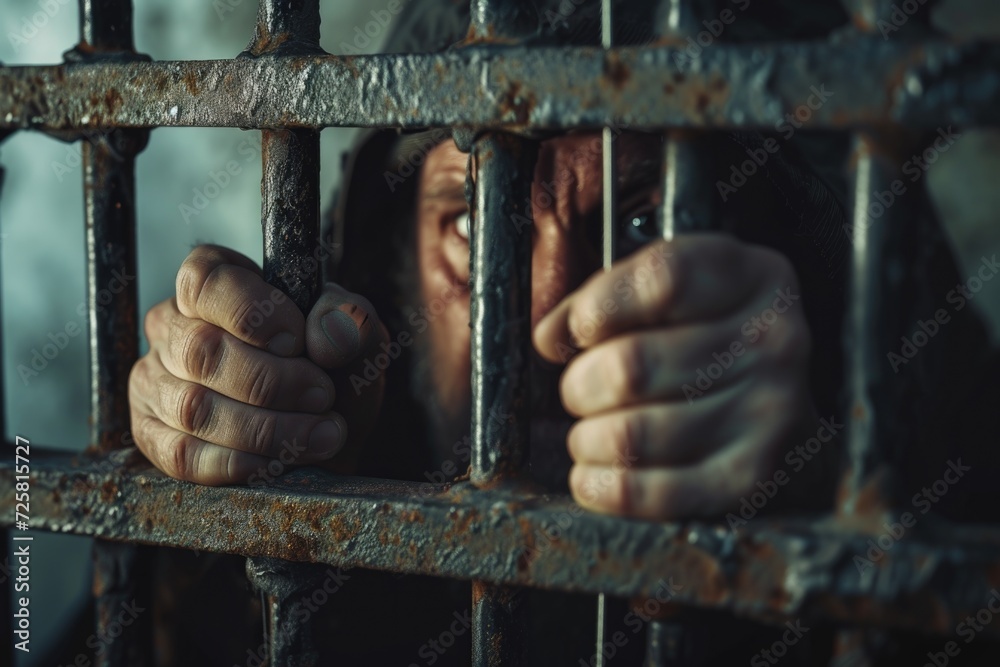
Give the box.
[622,210,659,245]
[454,211,470,240]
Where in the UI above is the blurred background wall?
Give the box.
[0,1,387,663]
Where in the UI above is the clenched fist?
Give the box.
[534,235,821,521]
[128,245,387,485]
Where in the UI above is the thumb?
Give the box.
[305,283,389,469]
[306,282,385,370]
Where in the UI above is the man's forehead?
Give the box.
[422,131,662,190]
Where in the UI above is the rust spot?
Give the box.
[400,509,425,524]
[100,480,118,504]
[182,70,199,96]
[172,490,182,506]
[603,53,631,90]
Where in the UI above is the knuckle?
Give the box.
[246,362,280,407]
[175,255,215,312]
[611,415,643,467]
[567,294,602,344]
[177,321,225,381]
[610,341,649,402]
[246,412,278,457]
[231,296,263,341]
[173,382,213,435]
[167,431,199,482]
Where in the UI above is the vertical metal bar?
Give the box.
[466,3,538,665]
[832,4,914,664]
[76,1,152,666]
[643,1,721,664]
[596,2,615,662]
[245,2,324,665]
[246,558,329,667]
[261,128,322,313]
[658,0,718,241]
[468,131,537,667]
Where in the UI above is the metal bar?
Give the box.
[646,0,723,661]
[832,8,918,665]
[596,2,615,661]
[76,1,151,665]
[261,128,322,313]
[248,1,325,665]
[246,557,330,667]
[466,4,539,663]
[5,452,1000,639]
[3,41,1000,132]
[468,134,536,486]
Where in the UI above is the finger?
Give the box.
[147,370,346,462]
[131,413,274,486]
[535,236,788,362]
[558,322,763,416]
[154,302,335,413]
[567,382,748,467]
[306,282,386,370]
[175,244,305,356]
[569,410,793,521]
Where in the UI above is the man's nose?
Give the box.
[529,190,600,330]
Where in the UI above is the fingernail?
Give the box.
[299,386,331,413]
[321,310,360,359]
[267,332,296,356]
[309,420,343,458]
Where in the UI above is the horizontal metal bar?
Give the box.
[1,40,998,133]
[4,450,1000,639]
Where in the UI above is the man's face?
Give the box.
[412,132,663,471]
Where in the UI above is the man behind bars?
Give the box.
[122,1,1000,664]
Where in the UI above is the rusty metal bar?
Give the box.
[246,557,330,667]
[244,1,325,664]
[3,41,1000,132]
[831,4,921,663]
[6,451,1000,638]
[76,1,152,665]
[645,0,723,662]
[260,129,322,313]
[466,3,539,663]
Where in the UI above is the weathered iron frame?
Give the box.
[1,0,999,664]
